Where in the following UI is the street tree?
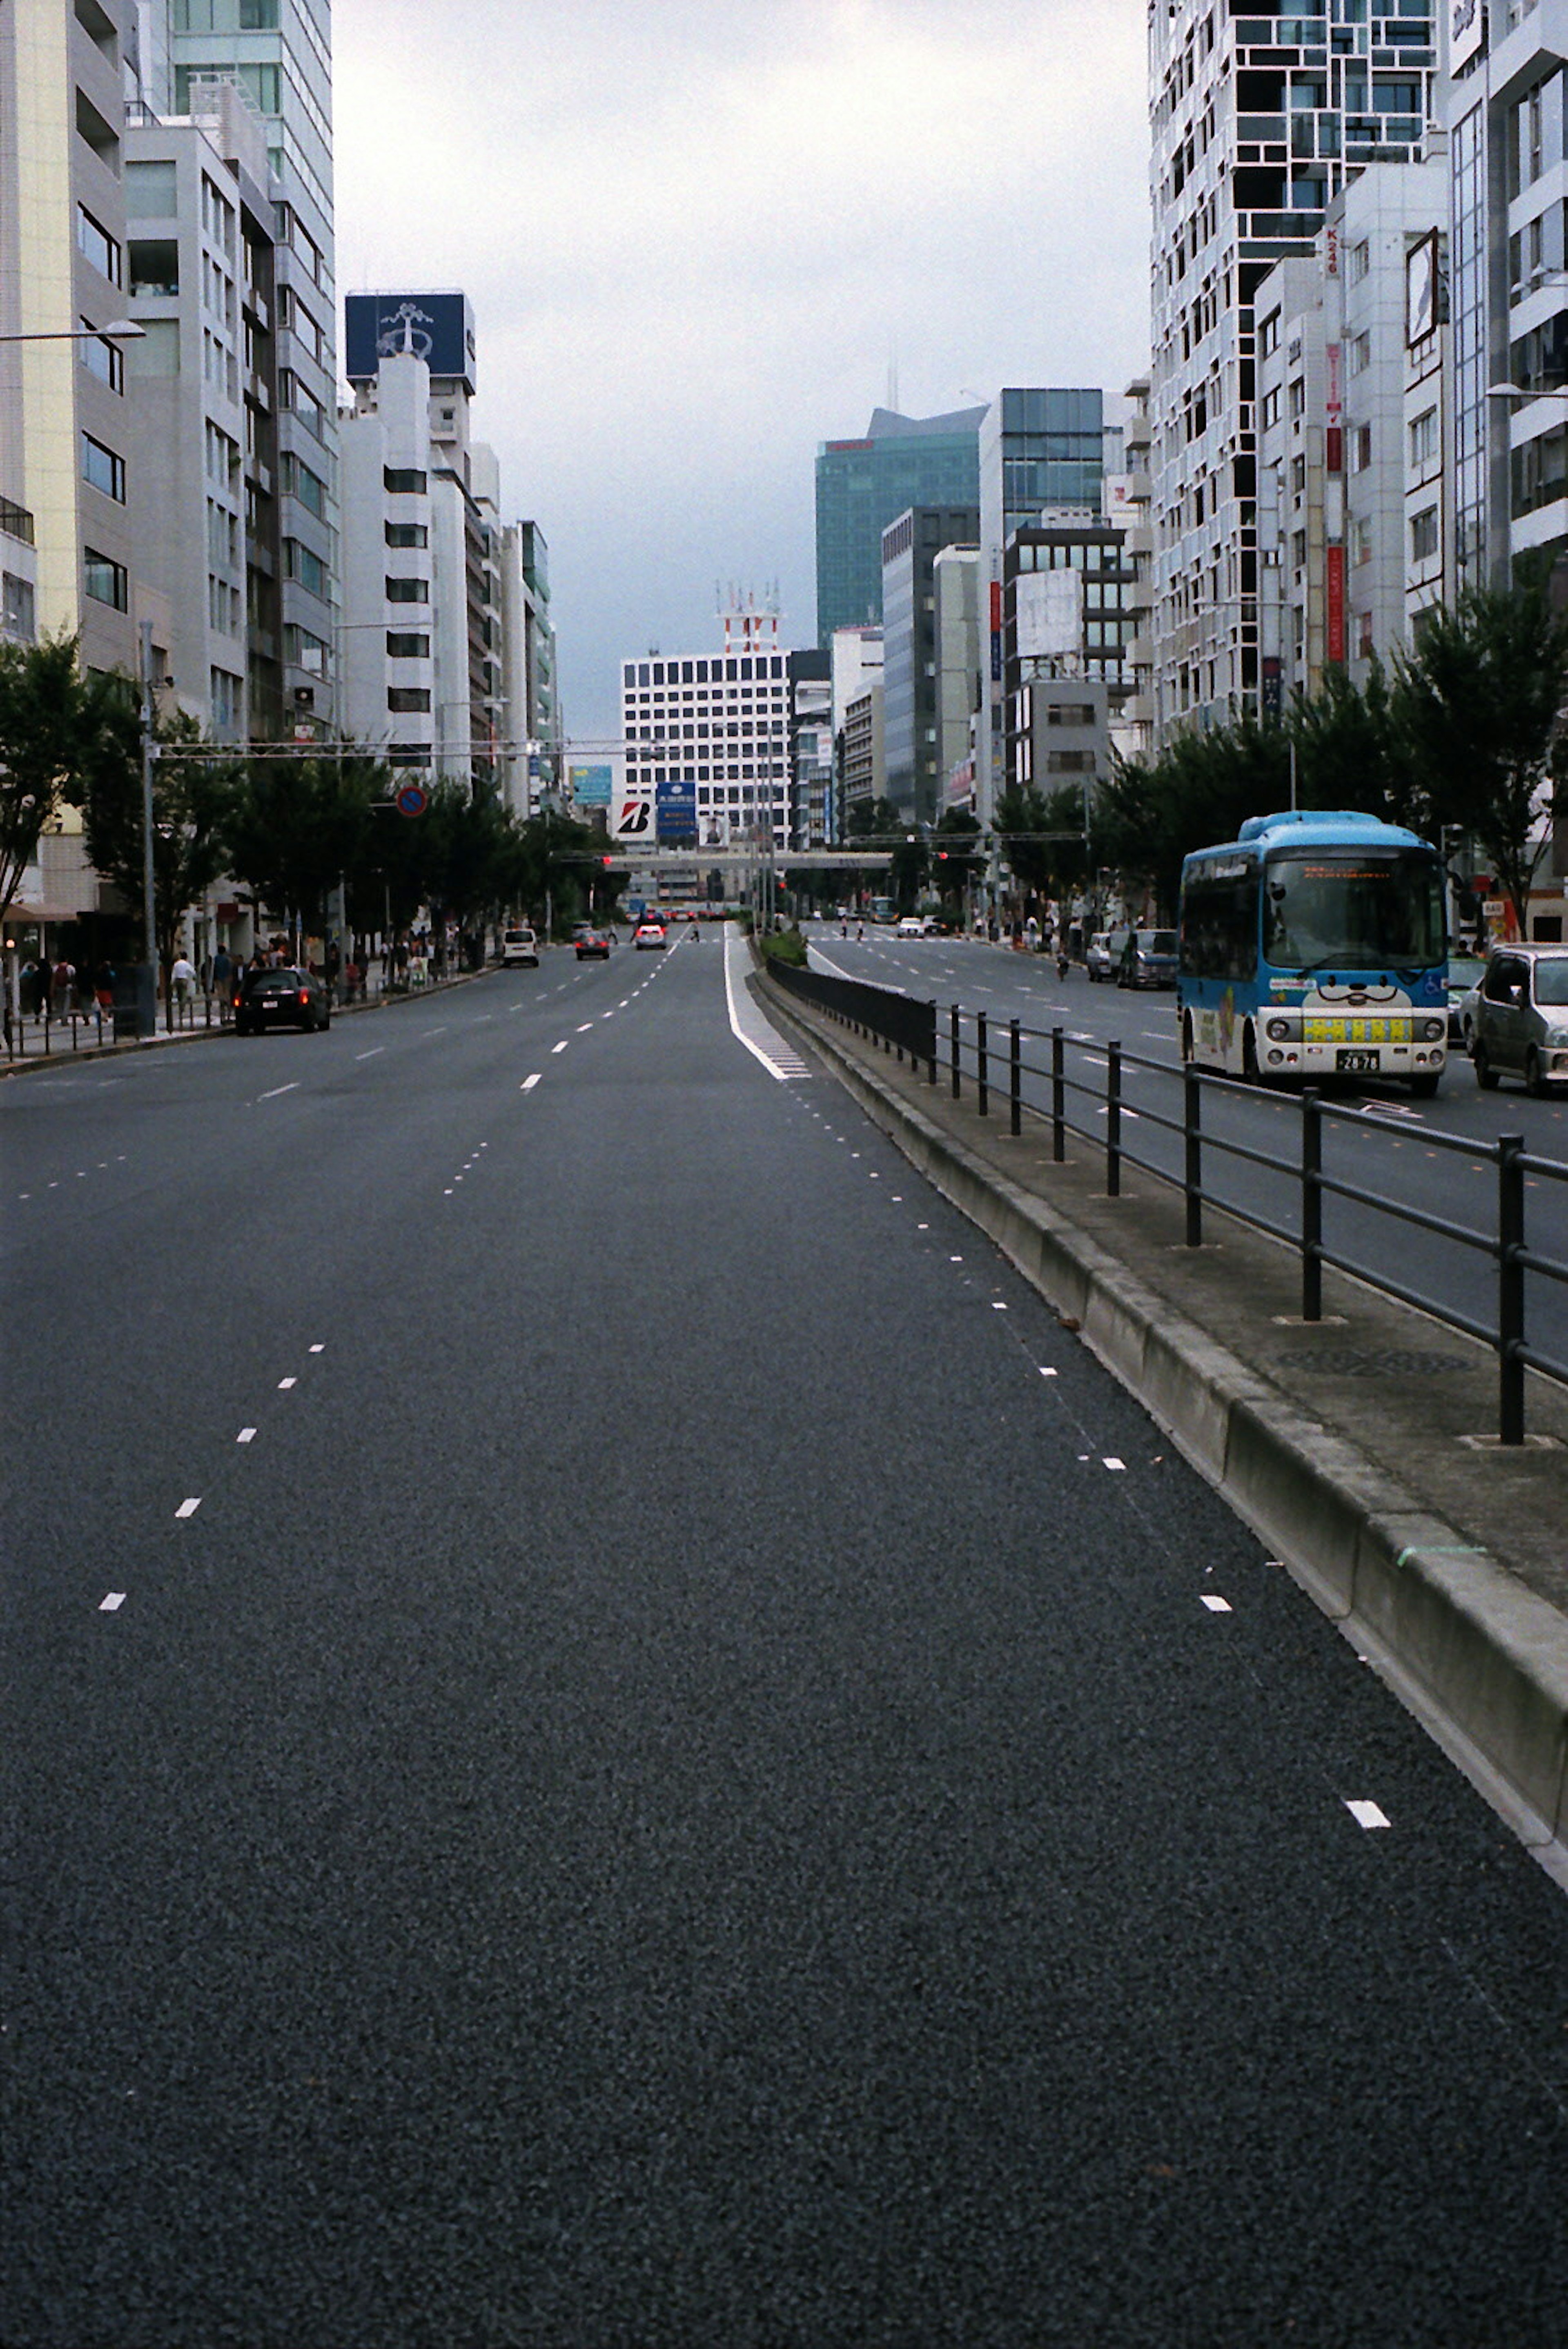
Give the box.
[226,747,385,945]
[1392,579,1568,940]
[0,632,94,930]
[77,679,241,982]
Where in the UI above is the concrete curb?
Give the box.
[761,975,1568,1855]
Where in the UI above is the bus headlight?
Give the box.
[1265,1018,1290,1041]
[1421,1017,1446,1041]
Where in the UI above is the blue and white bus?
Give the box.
[1176,810,1449,1095]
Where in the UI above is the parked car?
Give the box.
[575,929,611,960]
[634,922,667,950]
[1446,949,1487,1048]
[500,926,539,968]
[1085,930,1119,982]
[232,965,330,1035]
[1117,928,1180,989]
[1471,944,1568,1095]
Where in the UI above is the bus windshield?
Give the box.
[1261,848,1444,973]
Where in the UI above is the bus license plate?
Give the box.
[1336,1048,1380,1073]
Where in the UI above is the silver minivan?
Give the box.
[1472,945,1568,1095]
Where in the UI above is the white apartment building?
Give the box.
[1253,154,1451,706]
[619,606,790,851]
[498,519,557,820]
[1149,0,1439,741]
[1111,376,1155,764]
[932,544,980,808]
[1,0,139,674]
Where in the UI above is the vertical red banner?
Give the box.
[1325,545,1347,664]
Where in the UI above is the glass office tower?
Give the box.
[815,405,986,646]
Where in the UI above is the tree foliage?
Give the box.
[0,632,95,927]
[78,680,242,974]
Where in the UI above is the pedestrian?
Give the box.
[170,951,196,1013]
[51,957,74,1020]
[94,960,115,1013]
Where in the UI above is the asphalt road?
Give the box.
[808,924,1568,1376]
[3,932,1566,2347]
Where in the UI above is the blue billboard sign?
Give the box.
[344,292,476,389]
[656,780,697,844]
[568,762,614,808]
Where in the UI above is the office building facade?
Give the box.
[1149,0,1438,741]
[2,0,138,673]
[976,388,1108,822]
[815,404,984,644]
[619,604,791,849]
[879,503,979,824]
[162,0,338,734]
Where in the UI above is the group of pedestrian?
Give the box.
[16,955,115,1022]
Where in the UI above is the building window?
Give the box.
[83,547,128,609]
[76,206,120,287]
[386,631,430,658]
[385,522,428,548]
[387,687,431,714]
[383,466,427,495]
[3,571,37,643]
[1352,424,1372,472]
[285,539,328,598]
[78,320,125,392]
[81,433,125,502]
[1409,406,1438,467]
[1410,506,1439,561]
[385,575,428,603]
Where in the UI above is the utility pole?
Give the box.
[139,620,159,1037]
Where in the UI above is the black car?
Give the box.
[232,965,331,1035]
[575,930,611,960]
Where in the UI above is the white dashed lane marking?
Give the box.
[175,1497,201,1519]
[1345,1800,1392,1830]
[278,1377,296,1391]
[521,1074,541,1092]
[237,1429,256,1444]
[552,1041,568,1055]
[257,1082,299,1101]
[100,1593,126,1613]
[1201,1594,1233,1614]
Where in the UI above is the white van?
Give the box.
[500,926,539,968]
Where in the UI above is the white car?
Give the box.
[500,926,539,968]
[897,916,923,939]
[634,922,667,950]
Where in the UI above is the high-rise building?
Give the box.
[932,544,980,811]
[815,405,985,644]
[1,0,138,673]
[786,646,832,848]
[976,388,1109,822]
[125,82,281,742]
[499,520,558,820]
[879,503,979,824]
[1148,0,1437,742]
[162,0,338,735]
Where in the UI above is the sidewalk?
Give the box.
[1,966,482,1072]
[754,957,1568,1880]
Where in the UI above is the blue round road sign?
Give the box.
[396,783,428,817]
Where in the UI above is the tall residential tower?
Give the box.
[1148,0,1437,741]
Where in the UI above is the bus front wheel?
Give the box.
[1242,1024,1261,1084]
[1409,1071,1441,1100]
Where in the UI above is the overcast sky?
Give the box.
[332,1,1152,746]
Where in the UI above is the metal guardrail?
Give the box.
[762,960,1568,1445]
[1,965,475,1062]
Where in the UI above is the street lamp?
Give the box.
[0,319,145,344]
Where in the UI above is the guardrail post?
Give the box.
[1009,1019,1021,1137]
[1107,1040,1122,1197]
[977,1010,989,1116]
[950,1004,961,1100]
[1051,1026,1065,1162]
[1498,1133,1526,1445]
[927,1002,938,1087]
[1184,1063,1203,1246]
[1301,1089,1323,1323]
